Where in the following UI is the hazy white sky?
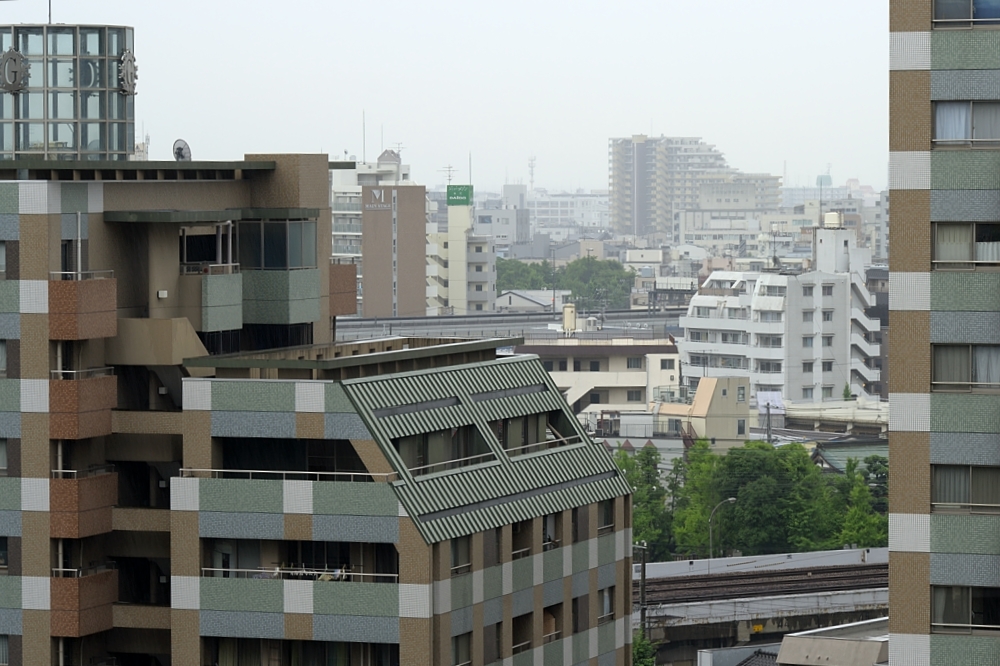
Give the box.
[6,0,888,192]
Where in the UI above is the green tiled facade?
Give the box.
[199,479,284,514]
[930,514,1000,555]
[201,578,283,613]
[201,273,243,332]
[932,30,1000,70]
[930,394,1000,434]
[242,268,321,324]
[312,581,398,617]
[210,381,296,412]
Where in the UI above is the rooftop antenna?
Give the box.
[528,156,536,191]
[439,165,456,185]
[362,110,366,163]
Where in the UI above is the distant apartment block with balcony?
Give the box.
[679,226,881,403]
[427,185,497,315]
[513,335,681,414]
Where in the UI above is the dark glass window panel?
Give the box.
[48,28,75,56]
[263,222,287,268]
[48,60,75,88]
[78,59,104,89]
[107,28,125,56]
[48,123,76,151]
[80,91,104,120]
[79,28,104,56]
[16,28,43,55]
[49,92,75,120]
[81,123,105,152]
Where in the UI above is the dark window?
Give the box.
[589,360,600,372]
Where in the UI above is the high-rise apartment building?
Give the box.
[330,150,426,317]
[608,136,731,236]
[887,2,1000,663]
[427,185,496,314]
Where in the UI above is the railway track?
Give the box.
[636,563,888,606]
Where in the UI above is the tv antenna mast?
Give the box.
[439,165,456,185]
[528,156,536,191]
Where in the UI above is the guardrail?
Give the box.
[49,270,114,281]
[50,366,114,380]
[52,464,115,479]
[512,640,532,655]
[180,468,398,483]
[180,262,240,275]
[408,451,496,477]
[505,434,583,458]
[511,547,531,561]
[52,562,116,578]
[201,567,398,582]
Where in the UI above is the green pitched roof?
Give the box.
[341,355,631,543]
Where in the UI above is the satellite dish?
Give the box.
[172,139,191,162]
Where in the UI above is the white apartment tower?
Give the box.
[679,226,881,402]
[426,185,497,314]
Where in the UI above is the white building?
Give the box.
[427,185,497,314]
[527,189,610,233]
[678,226,881,403]
[473,207,530,256]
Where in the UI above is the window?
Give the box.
[757,361,782,374]
[822,386,833,399]
[484,528,501,568]
[627,357,643,369]
[803,336,814,348]
[823,336,834,347]
[598,586,615,624]
[721,332,745,344]
[475,265,483,272]
[688,330,708,342]
[0,536,6,569]
[822,310,834,322]
[737,386,746,402]
[763,285,786,296]
[821,285,833,296]
[0,439,6,476]
[689,355,708,367]
[475,246,483,253]
[934,101,1000,143]
[803,285,814,297]
[572,595,588,633]
[803,310,813,322]
[452,632,472,666]
[737,419,746,436]
[660,359,675,370]
[627,390,642,402]
[803,362,814,373]
[589,360,600,372]
[598,499,614,534]
[0,241,6,276]
[932,465,1000,511]
[475,284,483,291]
[451,536,471,575]
[758,335,782,348]
[759,311,782,322]
[694,306,712,318]
[935,0,1000,24]
[0,634,6,666]
[475,304,483,311]
[933,344,1000,390]
[802,387,814,400]
[542,361,553,371]
[934,223,1000,269]
[558,360,567,371]
[238,219,318,269]
[932,585,1000,632]
[573,360,581,372]
[483,622,502,663]
[589,393,600,404]
[822,361,833,372]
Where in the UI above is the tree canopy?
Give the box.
[614,440,888,561]
[496,256,635,310]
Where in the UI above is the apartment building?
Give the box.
[679,227,881,403]
[887,2,1000,663]
[527,190,611,232]
[0,25,634,663]
[330,150,426,317]
[427,185,497,315]
[0,153,633,665]
[513,337,681,413]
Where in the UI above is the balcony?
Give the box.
[48,271,117,340]
[178,264,243,332]
[51,564,118,637]
[49,367,116,440]
[50,466,117,538]
[333,223,363,234]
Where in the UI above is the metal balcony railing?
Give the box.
[180,468,398,483]
[52,562,116,578]
[49,270,114,281]
[52,464,115,479]
[180,262,239,275]
[201,567,398,583]
[50,367,114,380]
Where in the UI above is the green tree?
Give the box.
[862,454,889,515]
[843,383,853,400]
[671,440,721,557]
[495,257,552,292]
[632,631,657,666]
[614,447,672,560]
[559,256,635,310]
[837,476,888,548]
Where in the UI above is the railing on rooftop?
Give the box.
[49,269,114,281]
[50,366,114,381]
[180,468,398,483]
[180,262,239,275]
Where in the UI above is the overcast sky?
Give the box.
[6,0,888,192]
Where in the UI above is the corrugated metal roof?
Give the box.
[342,356,632,543]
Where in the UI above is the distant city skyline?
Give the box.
[3,0,888,191]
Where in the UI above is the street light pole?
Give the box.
[707,497,736,575]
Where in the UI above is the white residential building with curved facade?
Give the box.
[679,226,881,403]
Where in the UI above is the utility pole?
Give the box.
[766,402,773,444]
[634,541,648,640]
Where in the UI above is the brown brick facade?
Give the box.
[888,189,931,273]
[889,552,931,633]
[890,0,932,32]
[889,432,930,514]
[890,71,932,152]
[889,311,930,393]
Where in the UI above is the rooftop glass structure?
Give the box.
[0,24,136,160]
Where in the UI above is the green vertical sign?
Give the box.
[447,185,473,206]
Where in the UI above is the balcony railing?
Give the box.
[407,451,496,477]
[333,223,363,234]
[511,547,531,561]
[52,464,115,479]
[512,640,532,655]
[49,270,114,281]
[180,468,398,483]
[543,538,562,552]
[543,630,562,644]
[201,567,398,583]
[332,203,362,212]
[50,366,114,381]
[52,562,117,578]
[505,434,583,458]
[180,262,240,275]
